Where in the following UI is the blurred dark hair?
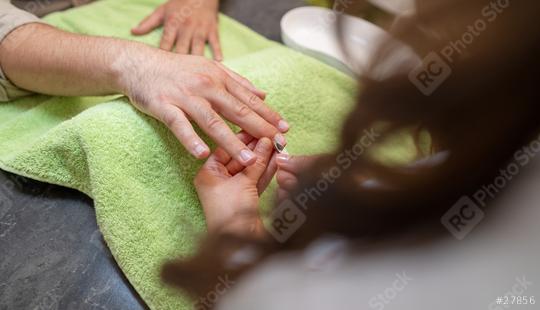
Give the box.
[161,0,540,305]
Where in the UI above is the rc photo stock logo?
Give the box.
[409,0,511,96]
[441,196,485,240]
[408,52,452,96]
[441,132,540,240]
[267,199,306,243]
[266,128,380,243]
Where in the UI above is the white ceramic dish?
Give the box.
[368,0,416,15]
[280,6,420,79]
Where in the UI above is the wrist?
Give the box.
[108,41,158,96]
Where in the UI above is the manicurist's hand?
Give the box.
[194,133,277,235]
[115,48,289,166]
[275,154,319,202]
[132,0,223,60]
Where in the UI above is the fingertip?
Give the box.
[273,133,287,151]
[131,27,147,35]
[276,170,298,190]
[255,88,267,99]
[239,149,257,166]
[278,120,290,133]
[195,149,211,159]
[193,143,210,159]
[276,153,290,166]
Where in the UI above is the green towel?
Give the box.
[0,0,359,309]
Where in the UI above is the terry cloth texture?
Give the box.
[0,0,421,308]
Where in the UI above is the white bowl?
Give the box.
[281,6,420,79]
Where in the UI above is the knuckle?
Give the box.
[215,70,228,82]
[162,111,178,128]
[162,29,175,40]
[235,104,252,118]
[166,15,181,26]
[247,94,261,107]
[205,113,223,131]
[194,34,206,42]
[254,157,268,170]
[197,99,212,111]
[269,110,281,122]
[193,74,214,88]
[193,173,203,187]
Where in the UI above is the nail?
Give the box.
[273,133,287,150]
[240,149,255,163]
[278,120,290,132]
[276,153,290,165]
[194,144,207,157]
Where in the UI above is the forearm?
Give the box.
[0,23,153,97]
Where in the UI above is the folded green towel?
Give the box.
[0,0,359,308]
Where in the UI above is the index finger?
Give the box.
[183,97,257,166]
[211,131,254,165]
[225,77,289,133]
[214,61,266,99]
[209,30,223,61]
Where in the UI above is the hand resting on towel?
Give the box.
[0,23,289,166]
[132,0,223,61]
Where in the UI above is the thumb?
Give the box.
[131,7,164,35]
[244,138,274,181]
[275,154,318,174]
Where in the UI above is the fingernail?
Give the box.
[274,133,287,149]
[240,149,255,163]
[278,120,290,132]
[276,153,290,165]
[194,144,208,157]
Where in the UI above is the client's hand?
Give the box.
[115,48,288,166]
[132,0,222,60]
[194,133,277,236]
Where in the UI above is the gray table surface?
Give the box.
[0,0,305,309]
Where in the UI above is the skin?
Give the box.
[195,133,277,236]
[275,154,318,203]
[0,23,289,166]
[195,143,322,237]
[132,0,223,60]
